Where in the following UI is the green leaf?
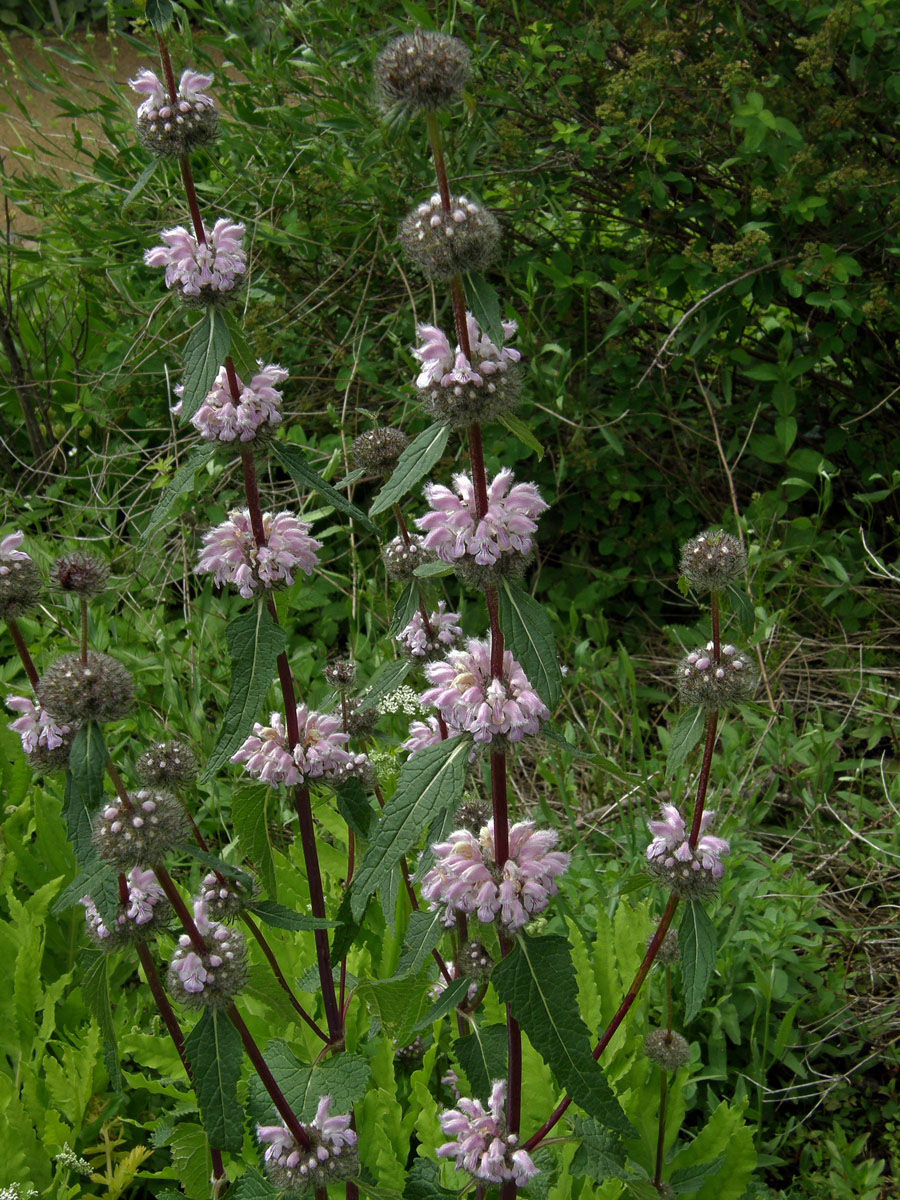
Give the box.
[499,580,563,708]
[500,412,545,460]
[270,441,377,534]
[369,423,449,517]
[570,1117,630,1180]
[78,947,122,1091]
[492,934,632,1135]
[336,777,376,838]
[64,722,107,868]
[169,1124,212,1200]
[465,272,505,347]
[679,901,718,1024]
[666,706,706,781]
[123,159,159,211]
[357,658,412,712]
[331,888,365,963]
[232,784,276,897]
[453,1023,507,1098]
[181,310,230,422]
[671,1158,726,1193]
[541,725,598,764]
[201,601,286,781]
[179,846,254,890]
[412,559,454,578]
[409,977,469,1034]
[356,974,434,1044]
[232,1167,281,1199]
[403,1158,456,1200]
[725,583,755,638]
[391,908,445,980]
[222,309,259,380]
[388,581,421,638]
[54,859,120,925]
[184,1010,244,1152]
[248,901,334,930]
[140,445,216,544]
[255,1039,370,1120]
[145,0,175,32]
[350,736,470,919]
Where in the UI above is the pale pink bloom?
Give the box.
[422,638,549,745]
[174,362,287,441]
[0,530,32,576]
[171,951,208,993]
[7,696,71,753]
[415,469,548,566]
[412,313,521,392]
[412,324,454,388]
[125,867,166,924]
[231,705,352,786]
[256,1096,356,1177]
[402,715,447,757]
[195,509,322,598]
[438,1079,539,1186]
[129,68,167,115]
[422,819,569,931]
[646,804,730,879]
[395,601,463,658]
[178,69,215,102]
[144,217,245,297]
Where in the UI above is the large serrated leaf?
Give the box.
[666,706,706,781]
[232,784,276,897]
[499,580,563,708]
[169,1124,212,1200]
[64,722,107,869]
[141,445,216,544]
[336,777,375,838]
[248,901,334,930]
[409,977,469,1034]
[349,736,470,920]
[184,1010,244,1152]
[78,946,122,1091]
[570,1117,631,1180]
[369,423,449,517]
[270,441,377,534]
[201,601,285,781]
[492,934,632,1134]
[54,859,120,925]
[453,1023,507,1099]
[679,901,718,1024]
[181,310,230,422]
[253,1040,370,1121]
[232,1167,281,1199]
[388,580,421,638]
[356,974,434,1044]
[391,908,445,980]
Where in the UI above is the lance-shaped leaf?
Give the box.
[665,705,706,781]
[179,846,254,890]
[388,580,421,638]
[499,412,545,460]
[356,973,434,1045]
[146,0,175,32]
[222,309,259,381]
[499,580,563,708]
[356,658,412,712]
[492,934,632,1135]
[64,722,107,869]
[725,583,755,638]
[185,1010,244,1152]
[253,1039,370,1121]
[391,908,445,980]
[679,901,718,1024]
[232,784,276,897]
[123,159,159,211]
[200,601,285,781]
[453,1023,507,1099]
[465,272,505,348]
[336,777,375,839]
[409,977,469,1034]
[181,309,231,422]
[141,444,216,544]
[248,901,334,931]
[369,422,449,517]
[349,736,470,920]
[270,441,377,534]
[79,946,122,1091]
[55,858,120,926]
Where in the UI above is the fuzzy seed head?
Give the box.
[136,739,199,787]
[374,30,471,113]
[345,696,377,739]
[351,427,409,475]
[382,533,433,581]
[680,529,747,593]
[460,939,494,983]
[455,795,491,834]
[54,552,110,597]
[93,789,191,867]
[257,1097,359,1195]
[644,1027,691,1071]
[195,871,259,922]
[677,642,757,710]
[324,658,358,692]
[652,928,680,965]
[37,651,134,726]
[400,193,500,281]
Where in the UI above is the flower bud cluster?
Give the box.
[145,218,246,304]
[81,867,169,948]
[130,67,218,157]
[168,902,248,1009]
[400,194,499,280]
[174,363,286,442]
[136,739,199,788]
[196,509,322,598]
[680,529,746,593]
[438,1080,538,1187]
[460,939,494,984]
[395,601,463,659]
[422,819,569,931]
[351,427,409,475]
[195,871,258,922]
[413,315,522,428]
[37,651,134,727]
[374,30,470,114]
[677,642,756,709]
[323,658,358,692]
[0,531,41,619]
[644,1028,692,1071]
[231,704,370,788]
[54,552,109,596]
[6,695,73,773]
[382,533,432,581]
[257,1096,359,1195]
[646,804,730,898]
[93,790,191,867]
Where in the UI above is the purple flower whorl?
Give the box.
[130,67,218,157]
[81,867,169,948]
[395,601,463,659]
[646,803,730,898]
[231,704,369,788]
[173,362,287,442]
[257,1096,359,1194]
[7,695,73,773]
[438,1080,539,1186]
[412,314,523,428]
[195,509,322,598]
[168,901,248,1009]
[144,218,245,304]
[0,530,41,619]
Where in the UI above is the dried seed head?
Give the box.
[382,533,432,581]
[136,739,199,787]
[455,795,491,834]
[37,651,134,726]
[132,68,219,159]
[93,789,191,867]
[652,928,680,965]
[345,697,377,739]
[374,30,470,113]
[324,659,358,692]
[351,427,409,475]
[168,921,249,1010]
[676,642,757,710]
[453,546,531,590]
[54,552,110,597]
[421,365,522,430]
[400,194,500,281]
[680,529,747,593]
[643,1027,691,1071]
[0,555,41,619]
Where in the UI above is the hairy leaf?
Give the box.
[181,309,230,422]
[570,1117,630,1180]
[492,935,632,1134]
[64,722,107,868]
[541,725,598,764]
[201,601,285,781]
[169,1124,212,1200]
[725,583,755,638]
[270,441,376,533]
[388,581,421,637]
[255,1039,370,1121]
[666,705,706,781]
[146,0,175,32]
[232,784,276,897]
[679,901,718,1023]
[465,272,505,347]
[499,412,545,460]
[232,1168,281,1199]
[409,977,469,1034]
[350,736,470,919]
[404,1158,456,1200]
[141,445,216,544]
[391,908,445,980]
[453,1023,507,1099]
[78,947,122,1091]
[179,846,254,889]
[369,423,449,517]
[356,974,434,1044]
[499,580,563,708]
[55,858,119,925]
[336,777,376,838]
[184,1010,244,1152]
[248,901,334,930]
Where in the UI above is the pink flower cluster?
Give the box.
[422,639,549,745]
[130,67,215,117]
[413,313,520,391]
[0,530,31,573]
[438,1079,538,1186]
[416,469,547,567]
[195,509,322,598]
[402,715,445,757]
[422,819,570,931]
[646,804,730,882]
[395,601,462,658]
[231,704,366,787]
[257,1096,357,1191]
[144,218,246,298]
[6,695,71,753]
[168,900,247,1006]
[174,362,287,441]
[81,867,165,941]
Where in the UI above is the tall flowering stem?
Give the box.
[6,618,39,688]
[155,35,206,245]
